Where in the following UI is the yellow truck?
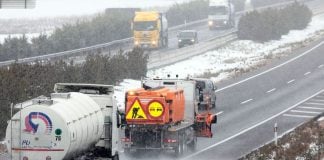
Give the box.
[132,11,168,49]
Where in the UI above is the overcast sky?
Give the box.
[0,0,190,19]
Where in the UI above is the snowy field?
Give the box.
[0,0,191,19]
[147,13,324,83]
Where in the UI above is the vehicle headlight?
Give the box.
[152,41,156,45]
[191,39,195,42]
[223,20,227,24]
[178,39,182,42]
[208,21,213,26]
[135,41,139,45]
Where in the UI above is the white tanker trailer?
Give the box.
[5,83,120,160]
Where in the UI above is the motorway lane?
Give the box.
[119,39,324,160]
[182,38,324,159]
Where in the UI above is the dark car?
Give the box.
[177,30,198,48]
[190,78,217,109]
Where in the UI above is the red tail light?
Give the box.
[164,139,177,143]
[121,137,131,142]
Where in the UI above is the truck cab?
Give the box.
[208,0,235,29]
[190,78,217,108]
[132,11,168,49]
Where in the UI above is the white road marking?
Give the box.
[287,79,295,84]
[309,99,324,103]
[298,106,324,110]
[215,41,324,93]
[304,71,311,76]
[304,102,324,106]
[290,110,321,114]
[241,99,253,104]
[318,64,324,68]
[182,89,324,160]
[215,111,224,116]
[267,88,276,93]
[283,114,314,118]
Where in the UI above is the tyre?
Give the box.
[175,134,183,157]
[112,152,119,160]
[212,102,216,108]
[188,136,197,151]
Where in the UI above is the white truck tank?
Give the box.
[5,92,104,160]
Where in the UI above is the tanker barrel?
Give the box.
[5,92,104,160]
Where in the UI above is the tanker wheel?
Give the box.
[112,152,119,160]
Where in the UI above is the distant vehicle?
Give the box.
[190,78,217,108]
[208,0,235,29]
[177,30,198,48]
[132,11,168,49]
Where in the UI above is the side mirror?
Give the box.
[131,22,134,30]
[116,112,121,128]
[116,111,126,128]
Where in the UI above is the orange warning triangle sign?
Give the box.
[126,99,147,120]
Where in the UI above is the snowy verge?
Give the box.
[147,14,324,83]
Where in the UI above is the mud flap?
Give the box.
[194,113,216,138]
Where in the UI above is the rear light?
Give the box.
[204,94,210,100]
[164,139,177,143]
[121,137,131,142]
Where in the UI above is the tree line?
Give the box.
[0,48,147,139]
[0,0,251,62]
[238,2,312,42]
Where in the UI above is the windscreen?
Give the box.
[208,6,228,15]
[179,32,195,38]
[133,21,157,31]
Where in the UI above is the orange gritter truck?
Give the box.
[121,78,217,156]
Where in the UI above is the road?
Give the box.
[119,33,324,160]
[184,37,324,159]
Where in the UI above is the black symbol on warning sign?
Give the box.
[132,107,144,119]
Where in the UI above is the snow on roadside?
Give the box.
[114,79,141,113]
[147,14,324,82]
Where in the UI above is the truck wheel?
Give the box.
[175,134,183,157]
[182,134,187,153]
[188,136,197,151]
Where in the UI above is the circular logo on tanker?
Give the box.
[148,101,164,118]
